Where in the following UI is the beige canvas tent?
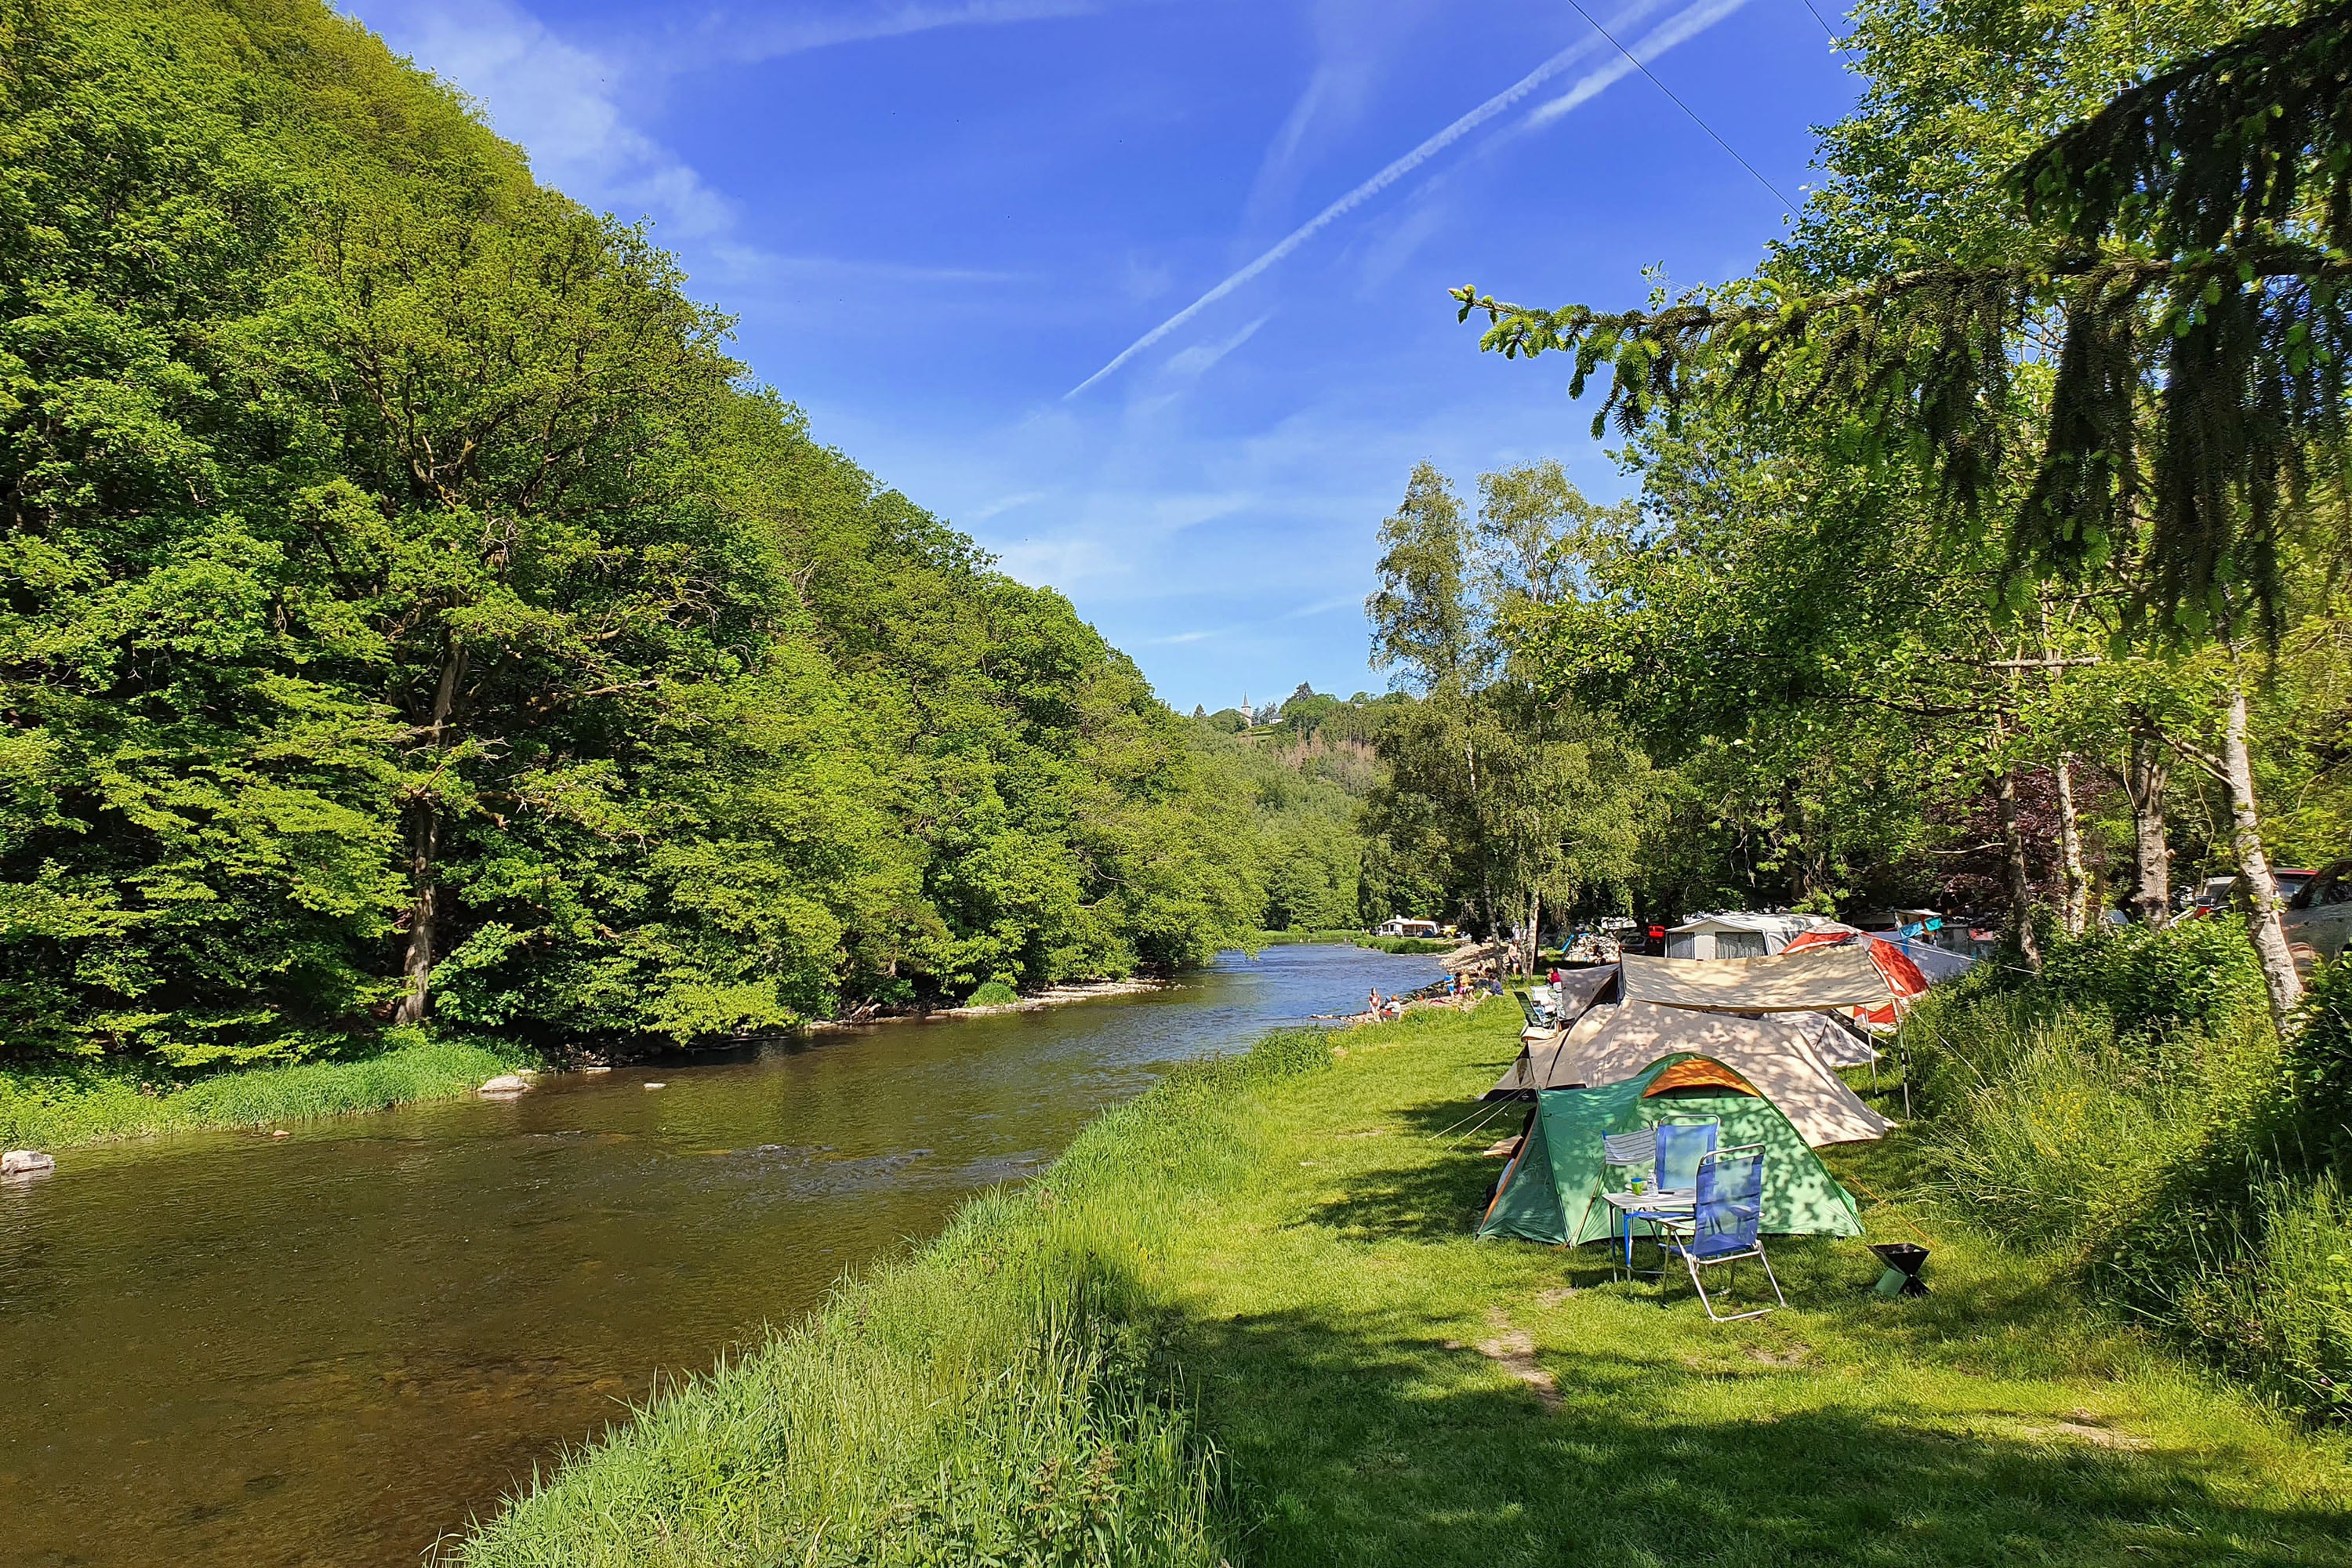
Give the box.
[1787,1008,1881,1069]
[1489,1000,1619,1100]
[1620,948,1894,1013]
[1555,1002,1895,1146]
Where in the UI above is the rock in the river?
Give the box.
[2,1149,56,1176]
[478,1074,531,1096]
[642,1081,666,1090]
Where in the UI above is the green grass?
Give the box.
[1250,929,1458,954]
[964,978,1022,1007]
[1903,957,2352,1424]
[459,1002,2352,1566]
[0,1036,536,1149]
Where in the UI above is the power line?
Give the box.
[1562,0,1798,214]
[1795,0,1862,66]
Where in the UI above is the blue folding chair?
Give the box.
[1661,1143,1786,1322]
[1653,1120,1718,1193]
[1606,1120,1716,1277]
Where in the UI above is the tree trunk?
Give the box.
[394,804,438,1025]
[1524,887,1541,977]
[2124,715,2171,927]
[1995,765,2043,971]
[2219,676,2304,1033]
[395,637,466,1025]
[2055,752,2089,937]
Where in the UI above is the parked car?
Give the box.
[2285,858,2352,971]
[2189,869,2318,917]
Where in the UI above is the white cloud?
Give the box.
[967,490,1048,522]
[355,0,1102,255]
[1279,593,1365,621]
[1524,0,1755,130]
[652,0,1107,74]
[359,0,733,235]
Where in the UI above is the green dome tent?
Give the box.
[1476,1054,1866,1247]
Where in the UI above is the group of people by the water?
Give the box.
[1362,968,1490,1023]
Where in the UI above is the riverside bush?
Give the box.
[2288,953,2352,1149]
[964,979,1021,1008]
[1906,923,2352,1421]
[0,1036,526,1147]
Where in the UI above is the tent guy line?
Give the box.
[1062,0,1759,399]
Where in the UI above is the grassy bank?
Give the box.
[1254,929,1459,956]
[460,1000,2352,1566]
[1904,923,2352,1421]
[1352,932,1457,954]
[0,1036,535,1149]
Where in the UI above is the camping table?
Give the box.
[1599,1190,1695,1279]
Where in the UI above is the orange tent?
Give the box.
[1778,927,1930,1026]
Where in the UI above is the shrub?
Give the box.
[2034,917,2269,1041]
[2286,953,2352,1152]
[2177,1171,2352,1420]
[964,979,1021,1008]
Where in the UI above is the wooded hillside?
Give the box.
[0,0,1261,1067]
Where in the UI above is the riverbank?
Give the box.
[0,978,1191,1153]
[806,976,1171,1029]
[459,1000,2352,1566]
[1258,927,1459,955]
[0,1038,537,1151]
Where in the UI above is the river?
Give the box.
[0,943,1442,1568]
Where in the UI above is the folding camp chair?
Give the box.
[1653,1120,1718,1192]
[1599,1122,1718,1277]
[1660,1143,1786,1322]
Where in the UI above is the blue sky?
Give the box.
[342,0,1862,714]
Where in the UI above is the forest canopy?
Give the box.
[0,0,1266,1067]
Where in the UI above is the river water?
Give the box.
[0,943,1440,1568]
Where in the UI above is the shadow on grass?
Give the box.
[1294,1098,1527,1243]
[1185,1302,2352,1568]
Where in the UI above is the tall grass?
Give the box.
[1904,930,2352,1420]
[458,1031,1336,1566]
[0,1036,530,1148]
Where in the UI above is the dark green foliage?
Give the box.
[2287,952,2352,1145]
[2033,916,2270,1040]
[0,0,1256,1069]
[2017,3,2352,258]
[1911,922,2352,1421]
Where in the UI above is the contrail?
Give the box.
[1528,0,1757,130]
[1065,0,1746,399]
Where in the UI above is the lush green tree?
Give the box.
[0,0,1258,1067]
[1363,462,1657,954]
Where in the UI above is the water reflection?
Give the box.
[0,943,1439,1568]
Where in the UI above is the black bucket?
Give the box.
[1868,1242,1929,1298]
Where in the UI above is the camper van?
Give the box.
[1374,917,1442,938]
[1661,912,1835,960]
